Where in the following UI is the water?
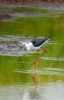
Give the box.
[0,84,64,100]
[0,35,50,56]
[0,35,64,56]
[0,35,64,100]
[0,3,64,99]
[0,35,32,56]
[14,68,64,76]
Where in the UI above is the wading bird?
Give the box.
[22,37,51,87]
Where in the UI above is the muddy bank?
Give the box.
[0,2,64,10]
[0,9,62,21]
[0,2,64,21]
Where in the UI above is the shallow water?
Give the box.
[42,57,64,61]
[0,35,49,56]
[0,35,64,56]
[0,2,64,99]
[0,35,32,56]
[0,84,64,100]
[0,35,64,100]
[14,68,64,76]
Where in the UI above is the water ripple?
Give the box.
[14,68,64,76]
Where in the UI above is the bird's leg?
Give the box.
[32,51,40,65]
[35,60,40,85]
[32,51,40,86]
[34,48,48,85]
[43,48,48,53]
[32,48,48,91]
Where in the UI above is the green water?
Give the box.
[0,6,64,85]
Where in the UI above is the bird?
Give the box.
[22,37,51,51]
[22,37,51,87]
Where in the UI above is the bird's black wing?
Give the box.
[32,38,48,47]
